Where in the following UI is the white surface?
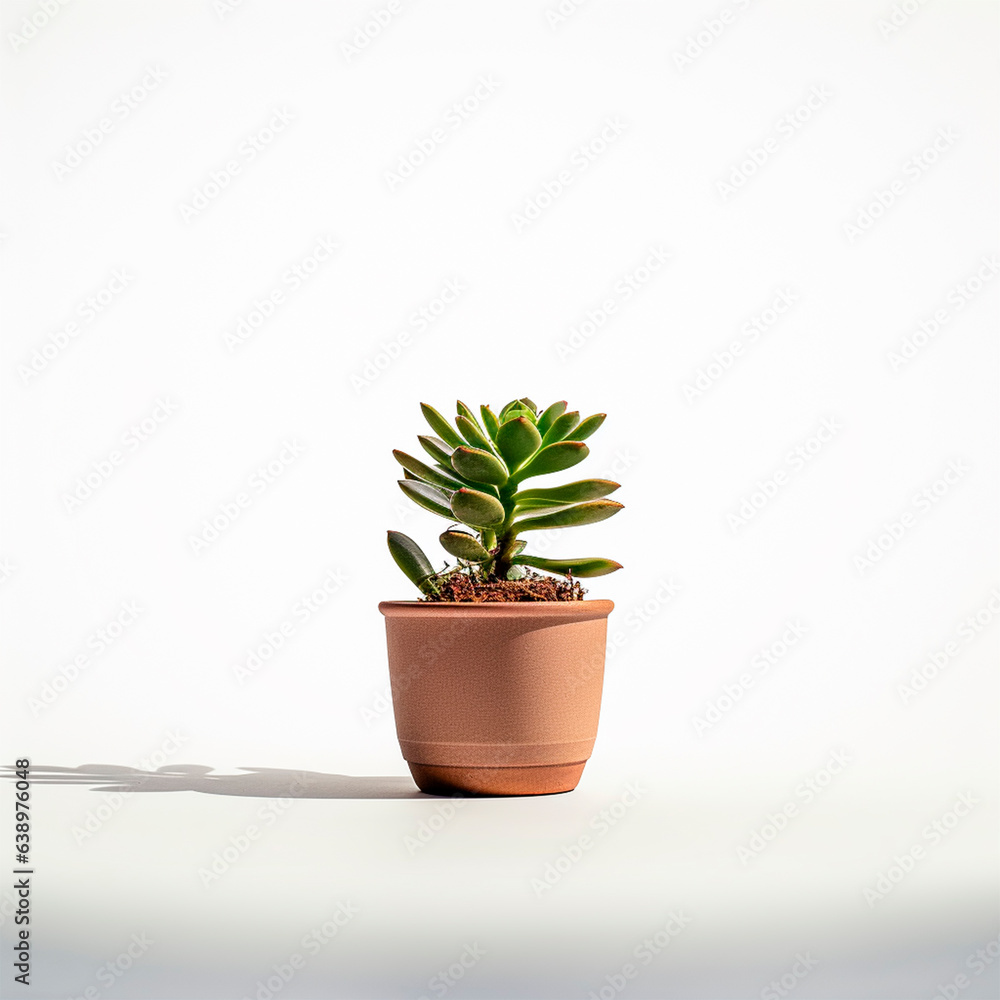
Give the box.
[1,1,997,997]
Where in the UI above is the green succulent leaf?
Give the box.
[439,530,490,562]
[513,479,620,504]
[432,463,500,496]
[420,403,465,450]
[393,450,463,490]
[512,554,623,578]
[535,400,567,437]
[514,441,589,481]
[398,480,454,520]
[496,417,542,470]
[456,401,494,444]
[517,397,537,413]
[513,500,624,532]
[455,414,497,455]
[572,413,606,441]
[387,530,438,594]
[506,565,526,580]
[417,435,453,466]
[451,488,506,528]
[450,446,508,486]
[513,498,573,512]
[502,402,536,424]
[480,405,500,441]
[541,410,581,446]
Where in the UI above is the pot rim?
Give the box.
[379,599,614,617]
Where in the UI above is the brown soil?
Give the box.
[423,569,586,602]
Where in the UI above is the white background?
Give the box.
[1,1,998,997]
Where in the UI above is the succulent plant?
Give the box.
[387,398,623,596]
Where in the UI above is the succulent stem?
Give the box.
[490,483,522,578]
[493,533,521,579]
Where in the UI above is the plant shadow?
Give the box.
[2,764,423,799]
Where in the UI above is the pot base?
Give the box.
[408,761,586,797]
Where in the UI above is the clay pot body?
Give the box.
[378,600,613,795]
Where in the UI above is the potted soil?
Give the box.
[379,398,623,796]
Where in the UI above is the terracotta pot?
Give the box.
[378,600,614,796]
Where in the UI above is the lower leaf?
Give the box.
[387,531,438,594]
[512,555,623,578]
[440,530,490,562]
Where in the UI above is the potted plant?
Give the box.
[379,398,623,796]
